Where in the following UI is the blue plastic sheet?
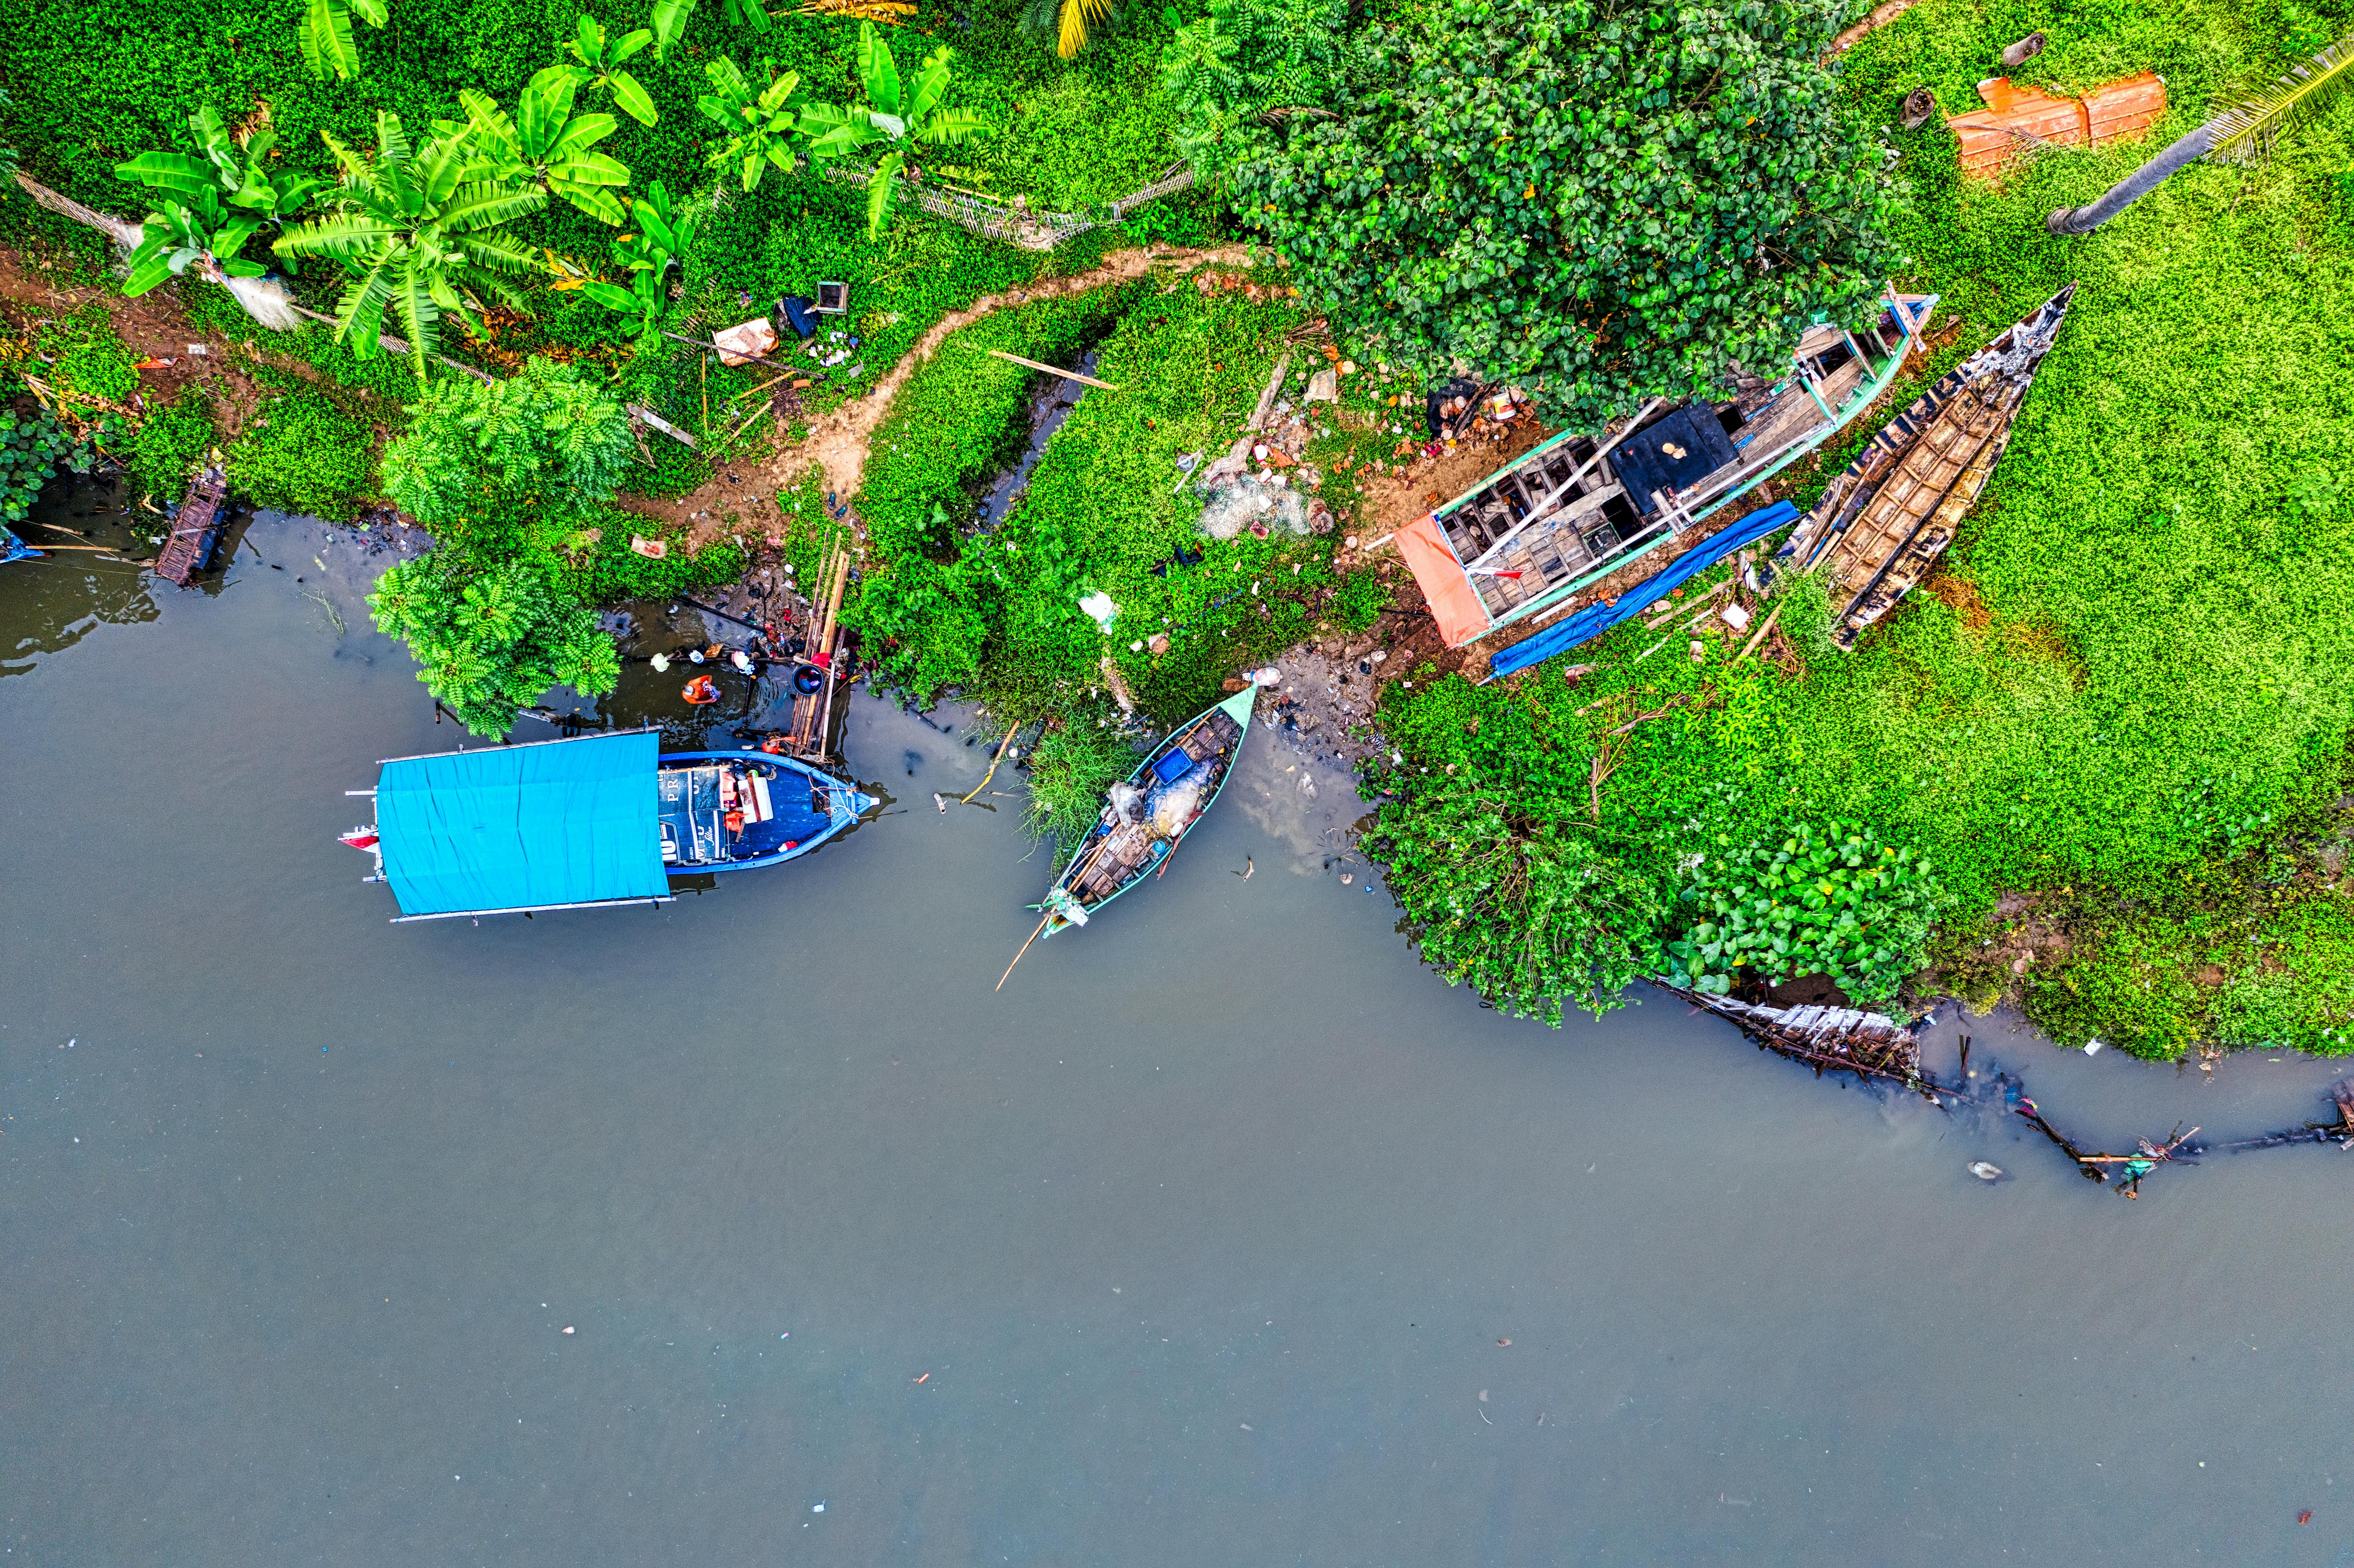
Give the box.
[376,732,669,917]
[1486,500,1800,681]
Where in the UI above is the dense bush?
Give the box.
[1365,781,1672,1025]
[368,550,620,735]
[379,354,632,545]
[1166,0,1905,429]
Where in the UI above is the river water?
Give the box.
[7,491,2354,1565]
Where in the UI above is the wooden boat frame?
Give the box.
[1780,282,2076,646]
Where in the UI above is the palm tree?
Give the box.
[799,22,989,238]
[453,70,633,225]
[273,113,545,380]
[2048,31,2354,234]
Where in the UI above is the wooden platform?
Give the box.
[154,467,228,587]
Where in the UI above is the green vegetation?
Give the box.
[1665,821,1945,1008]
[379,354,633,544]
[368,550,621,733]
[1019,716,1138,852]
[1370,0,2354,1055]
[1167,0,1905,428]
[0,406,94,526]
[799,22,992,237]
[227,379,376,518]
[130,387,215,495]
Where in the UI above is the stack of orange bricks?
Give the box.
[1945,72,2167,181]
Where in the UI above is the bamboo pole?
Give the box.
[1734,604,1784,662]
[959,721,1023,803]
[996,915,1051,991]
[982,347,1119,391]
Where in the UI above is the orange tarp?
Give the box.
[1395,514,1493,648]
[1947,71,2166,182]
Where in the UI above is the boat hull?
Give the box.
[1038,686,1258,936]
[658,750,876,873]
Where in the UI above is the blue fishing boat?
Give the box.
[341,729,875,922]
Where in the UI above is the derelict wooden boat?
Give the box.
[1779,283,2076,647]
[1036,687,1257,937]
[1396,286,1938,650]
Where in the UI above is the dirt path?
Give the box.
[632,244,1254,549]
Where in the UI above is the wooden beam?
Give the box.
[984,347,1119,392]
[627,404,697,450]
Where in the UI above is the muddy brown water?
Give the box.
[7,484,2354,1565]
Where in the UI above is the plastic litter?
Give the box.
[1968,1162,2003,1181]
[1078,591,1120,632]
[1146,758,1215,835]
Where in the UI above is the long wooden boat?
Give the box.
[1779,283,2075,646]
[1036,687,1257,937]
[1396,285,1938,651]
[341,729,875,922]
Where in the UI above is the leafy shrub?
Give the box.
[368,551,621,737]
[1665,821,1945,1007]
[1367,781,1672,1025]
[379,356,633,546]
[132,386,215,494]
[226,382,374,519]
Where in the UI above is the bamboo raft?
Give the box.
[154,466,230,586]
[1779,283,2075,646]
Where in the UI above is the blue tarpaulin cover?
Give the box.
[376,732,669,917]
[1487,500,1800,681]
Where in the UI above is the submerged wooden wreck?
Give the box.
[1396,288,1937,652]
[1664,985,1929,1092]
[1778,283,2076,645]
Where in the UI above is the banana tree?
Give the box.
[274,113,545,380]
[798,22,989,238]
[558,14,661,127]
[300,0,389,79]
[2048,31,2354,234]
[451,71,632,225]
[112,106,325,325]
[650,0,693,60]
[696,56,807,191]
[581,181,696,344]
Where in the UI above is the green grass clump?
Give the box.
[226,379,375,519]
[131,386,214,495]
[1019,717,1140,855]
[32,302,138,406]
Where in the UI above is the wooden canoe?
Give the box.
[1780,282,2075,647]
[1036,686,1258,936]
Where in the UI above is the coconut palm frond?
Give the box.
[2206,30,2354,164]
[790,0,918,24]
[1056,0,1116,58]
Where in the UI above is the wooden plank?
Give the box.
[984,348,1120,391]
